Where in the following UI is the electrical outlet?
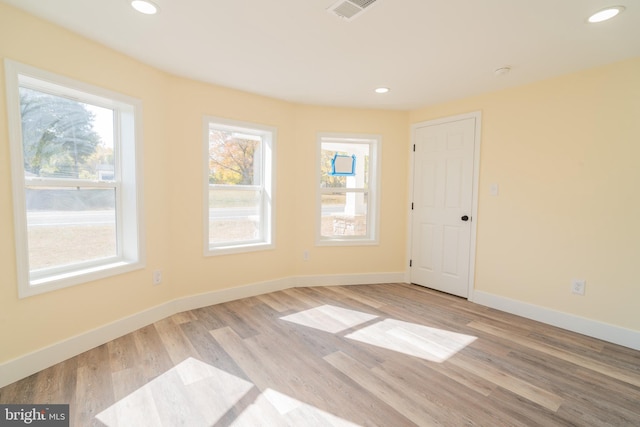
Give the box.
[303,250,309,261]
[153,270,162,285]
[571,279,585,296]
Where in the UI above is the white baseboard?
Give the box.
[7,274,634,389]
[472,290,640,351]
[294,272,405,287]
[0,272,404,388]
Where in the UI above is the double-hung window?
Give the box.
[5,60,144,297]
[204,117,275,255]
[318,133,381,245]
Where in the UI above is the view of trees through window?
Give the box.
[208,129,260,185]
[207,122,271,250]
[20,87,114,181]
[20,87,117,271]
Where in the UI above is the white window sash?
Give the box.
[317,133,380,245]
[4,59,144,298]
[25,178,118,188]
[203,116,275,255]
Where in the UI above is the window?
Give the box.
[5,60,144,297]
[204,117,275,255]
[318,133,380,245]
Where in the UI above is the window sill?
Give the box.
[21,260,144,298]
[316,238,379,247]
[205,242,275,257]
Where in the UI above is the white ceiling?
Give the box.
[3,0,639,110]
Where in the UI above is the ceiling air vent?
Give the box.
[327,0,380,21]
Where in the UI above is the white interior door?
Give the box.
[410,116,477,298]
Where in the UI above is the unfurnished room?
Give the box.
[0,1,639,426]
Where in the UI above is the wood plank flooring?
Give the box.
[1,283,639,426]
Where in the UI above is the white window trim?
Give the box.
[4,59,145,298]
[203,116,276,256]
[316,133,381,246]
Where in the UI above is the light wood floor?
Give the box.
[1,283,639,426]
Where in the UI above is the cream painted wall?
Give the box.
[292,106,409,276]
[3,0,637,376]
[165,76,298,294]
[165,86,410,293]
[411,57,640,331]
[0,3,409,367]
[0,4,173,363]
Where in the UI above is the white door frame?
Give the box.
[405,111,482,301]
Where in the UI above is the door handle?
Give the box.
[461,215,470,222]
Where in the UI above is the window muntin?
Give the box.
[204,117,275,254]
[5,60,143,297]
[318,134,380,245]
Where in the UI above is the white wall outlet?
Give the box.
[490,183,499,196]
[303,250,309,261]
[571,279,586,296]
[153,270,162,285]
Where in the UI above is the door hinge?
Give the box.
[413,144,416,152]
[411,202,414,210]
[409,259,413,267]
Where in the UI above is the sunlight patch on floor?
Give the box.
[230,388,361,426]
[346,319,477,362]
[96,358,253,426]
[281,304,477,363]
[280,304,378,333]
[96,357,362,426]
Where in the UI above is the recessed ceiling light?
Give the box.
[131,0,159,15]
[588,6,625,23]
[375,87,390,94]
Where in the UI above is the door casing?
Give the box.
[405,111,482,301]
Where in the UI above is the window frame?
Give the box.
[203,116,276,256]
[4,59,145,298]
[317,133,381,246]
